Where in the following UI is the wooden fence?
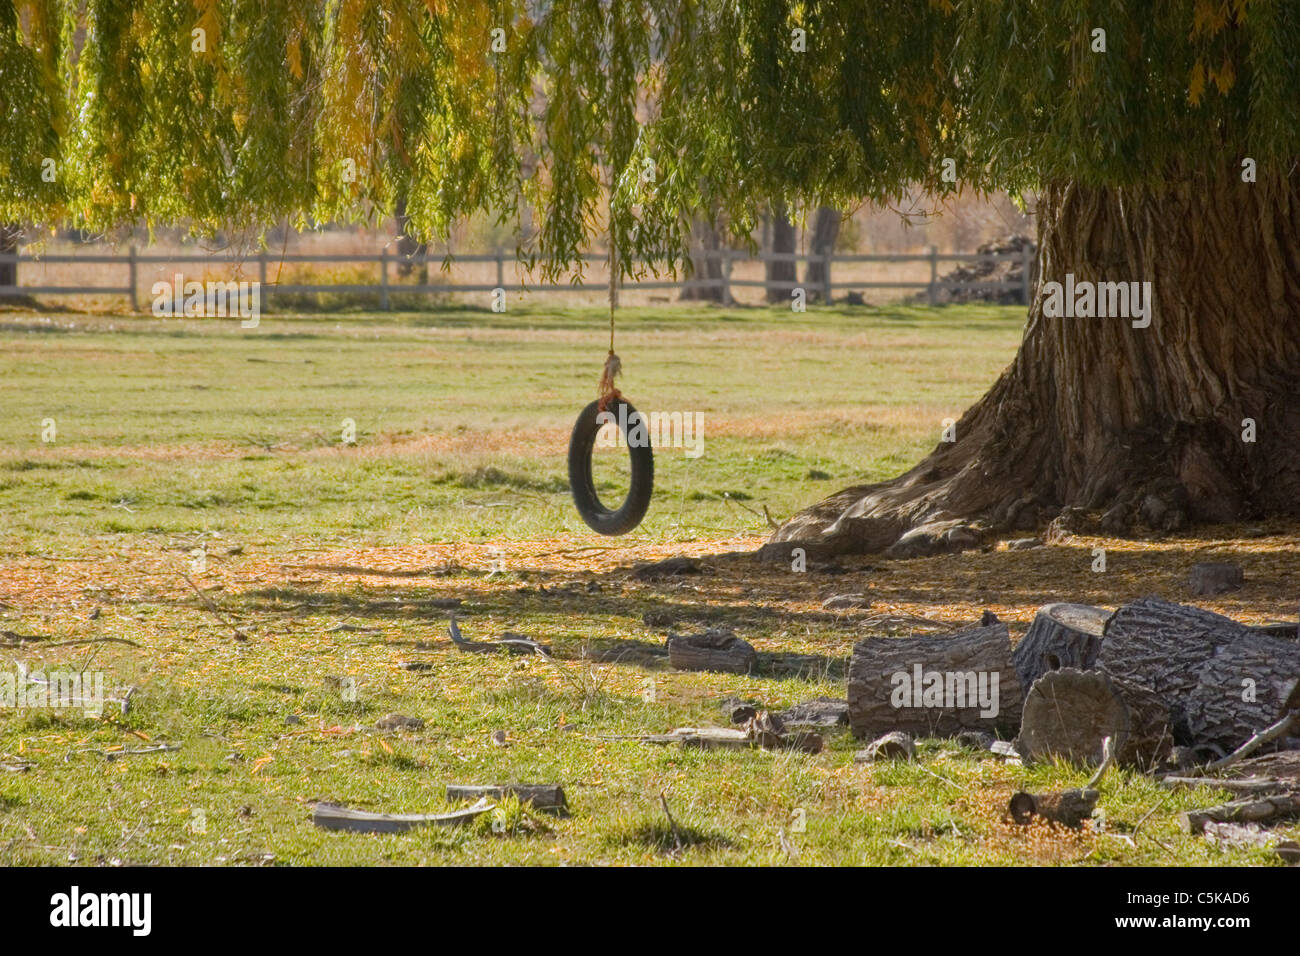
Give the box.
[0,245,1036,309]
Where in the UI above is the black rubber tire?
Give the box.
[568,398,654,535]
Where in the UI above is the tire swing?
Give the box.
[568,239,653,535]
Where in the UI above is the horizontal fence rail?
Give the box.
[0,245,1037,309]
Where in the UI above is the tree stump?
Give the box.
[1097,597,1252,741]
[1016,668,1173,768]
[847,623,1021,738]
[665,628,757,674]
[1012,603,1110,691]
[1183,632,1300,752]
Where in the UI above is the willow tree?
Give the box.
[4,1,1299,554]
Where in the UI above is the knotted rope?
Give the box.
[598,231,623,413]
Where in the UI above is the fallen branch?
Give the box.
[1160,776,1290,795]
[84,744,181,760]
[312,797,494,833]
[446,784,567,814]
[1085,736,1116,789]
[177,570,250,641]
[1009,788,1099,828]
[12,636,142,649]
[659,791,684,854]
[1200,710,1298,774]
[1181,792,1300,835]
[448,615,549,656]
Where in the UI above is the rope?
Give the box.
[599,222,622,413]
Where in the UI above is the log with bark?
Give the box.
[1012,602,1110,691]
[1015,668,1173,769]
[1182,637,1300,753]
[1096,597,1253,741]
[665,628,757,675]
[1008,788,1099,828]
[847,622,1021,739]
[1180,792,1300,835]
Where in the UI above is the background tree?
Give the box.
[4,0,1299,555]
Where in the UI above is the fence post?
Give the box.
[496,249,504,291]
[380,249,390,311]
[823,249,833,304]
[128,245,138,312]
[722,249,732,305]
[1021,244,1033,306]
[258,251,267,309]
[928,245,938,306]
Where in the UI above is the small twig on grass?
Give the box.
[916,764,969,793]
[1085,736,1115,789]
[176,569,250,641]
[82,744,180,760]
[659,790,684,855]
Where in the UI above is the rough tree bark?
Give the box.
[0,223,19,289]
[765,171,1300,557]
[680,218,725,302]
[1012,602,1111,692]
[804,206,840,302]
[765,202,797,304]
[847,622,1021,738]
[393,195,428,282]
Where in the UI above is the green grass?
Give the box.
[0,303,1290,866]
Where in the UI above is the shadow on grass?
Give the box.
[609,816,735,854]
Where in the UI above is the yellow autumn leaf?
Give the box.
[1214,58,1236,94]
[287,35,303,80]
[1188,61,1206,105]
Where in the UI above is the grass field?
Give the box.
[1,303,1296,866]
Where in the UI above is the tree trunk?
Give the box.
[679,218,725,302]
[0,223,19,290]
[803,206,840,302]
[766,170,1300,556]
[393,195,427,282]
[766,201,796,304]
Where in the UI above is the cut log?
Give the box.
[1012,603,1110,691]
[1008,788,1099,828]
[1180,792,1300,835]
[638,714,823,753]
[1016,668,1172,768]
[312,798,493,833]
[774,697,849,732]
[445,784,567,813]
[1096,597,1253,740]
[666,628,757,675]
[847,623,1021,739]
[1183,633,1300,752]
